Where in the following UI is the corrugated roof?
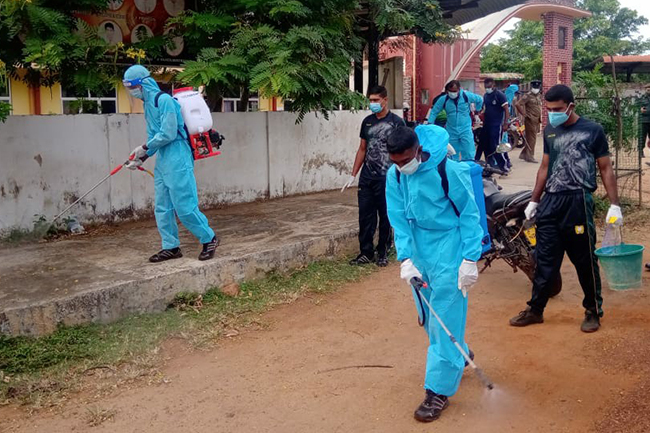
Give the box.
[602,55,650,63]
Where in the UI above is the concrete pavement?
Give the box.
[0,191,360,336]
[0,142,541,337]
[495,135,543,193]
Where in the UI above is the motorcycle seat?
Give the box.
[485,190,533,217]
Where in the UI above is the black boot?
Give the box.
[149,248,183,263]
[349,253,373,265]
[509,307,544,327]
[414,390,449,423]
[376,253,389,267]
[581,311,600,333]
[199,236,219,261]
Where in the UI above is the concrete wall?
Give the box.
[0,111,369,233]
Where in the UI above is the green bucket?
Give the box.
[595,244,645,290]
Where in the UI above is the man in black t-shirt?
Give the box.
[510,85,621,333]
[342,85,405,267]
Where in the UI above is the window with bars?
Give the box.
[558,27,567,50]
[61,86,117,114]
[221,98,259,112]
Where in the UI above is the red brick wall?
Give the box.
[542,12,575,125]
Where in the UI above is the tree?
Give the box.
[357,0,461,91]
[573,65,637,150]
[0,0,162,96]
[175,0,367,120]
[573,0,650,71]
[480,20,543,80]
[175,0,460,119]
[480,0,650,80]
[0,59,9,122]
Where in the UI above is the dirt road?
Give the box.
[3,248,650,432]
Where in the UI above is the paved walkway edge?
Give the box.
[1,230,358,336]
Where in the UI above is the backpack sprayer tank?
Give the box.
[173,87,223,160]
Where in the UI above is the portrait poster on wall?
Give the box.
[76,0,186,64]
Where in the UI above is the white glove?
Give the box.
[125,158,144,170]
[130,144,148,160]
[400,259,422,285]
[446,144,456,157]
[458,259,479,298]
[341,175,356,192]
[606,205,623,226]
[524,202,539,220]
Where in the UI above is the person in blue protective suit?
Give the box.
[505,83,519,117]
[123,65,218,263]
[427,80,483,161]
[385,124,483,423]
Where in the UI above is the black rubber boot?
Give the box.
[199,236,219,261]
[149,248,183,263]
[581,311,601,333]
[509,307,544,327]
[414,390,449,423]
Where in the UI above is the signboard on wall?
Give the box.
[75,0,186,64]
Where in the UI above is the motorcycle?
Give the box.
[479,164,563,297]
[506,116,527,149]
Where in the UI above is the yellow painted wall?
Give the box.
[7,69,193,115]
[40,83,62,115]
[258,96,272,111]
[9,77,32,115]
[258,96,284,112]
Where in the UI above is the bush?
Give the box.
[0,101,10,122]
[574,66,638,151]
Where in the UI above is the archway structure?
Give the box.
[451,0,591,95]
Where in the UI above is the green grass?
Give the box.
[0,257,379,405]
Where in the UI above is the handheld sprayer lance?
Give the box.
[410,277,495,390]
[50,154,153,225]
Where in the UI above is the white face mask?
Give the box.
[485,88,494,94]
[397,157,421,175]
[448,92,459,100]
[531,88,540,95]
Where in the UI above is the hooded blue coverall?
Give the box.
[123,65,215,250]
[386,125,483,397]
[427,90,483,162]
[505,84,519,117]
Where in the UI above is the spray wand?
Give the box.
[411,277,495,390]
[49,155,153,227]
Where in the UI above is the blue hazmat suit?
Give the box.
[505,84,519,117]
[427,90,483,161]
[123,65,215,249]
[386,124,483,397]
